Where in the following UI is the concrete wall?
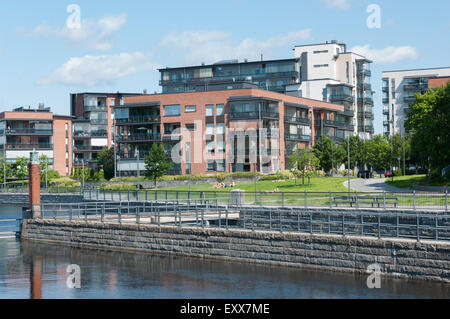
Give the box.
[21,219,450,283]
[0,194,85,205]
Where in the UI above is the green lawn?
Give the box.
[159,177,353,193]
[385,175,427,189]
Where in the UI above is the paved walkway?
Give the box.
[343,178,411,193]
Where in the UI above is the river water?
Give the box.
[0,204,449,299]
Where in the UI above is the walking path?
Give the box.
[343,178,411,193]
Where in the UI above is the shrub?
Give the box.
[50,177,80,188]
[259,175,283,181]
[100,183,137,191]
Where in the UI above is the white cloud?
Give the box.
[350,45,419,64]
[18,14,127,51]
[160,29,312,64]
[321,0,351,11]
[37,52,160,86]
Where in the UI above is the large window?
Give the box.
[185,105,196,113]
[216,104,225,116]
[164,105,180,117]
[207,161,216,172]
[206,105,214,117]
[216,160,225,172]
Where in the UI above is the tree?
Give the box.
[364,135,390,171]
[14,157,29,181]
[97,147,115,180]
[405,84,450,179]
[288,147,320,185]
[0,157,12,183]
[313,136,334,173]
[144,144,172,188]
[343,136,365,170]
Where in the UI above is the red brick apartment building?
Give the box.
[115,85,351,176]
[428,77,450,89]
[0,106,73,176]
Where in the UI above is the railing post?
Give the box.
[355,191,358,209]
[378,213,381,239]
[259,191,262,206]
[146,190,148,202]
[69,205,73,222]
[282,192,284,208]
[279,209,282,233]
[416,213,420,242]
[310,211,313,235]
[413,191,416,211]
[118,203,122,225]
[243,208,246,230]
[396,214,399,238]
[101,203,105,223]
[201,208,204,229]
[383,191,386,210]
[225,205,229,230]
[445,190,448,212]
[342,211,345,237]
[136,206,140,225]
[329,191,332,208]
[128,189,130,201]
[304,191,307,209]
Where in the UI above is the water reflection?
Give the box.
[0,239,447,299]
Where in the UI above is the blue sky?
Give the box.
[0,0,449,135]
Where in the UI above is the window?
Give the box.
[207,161,216,172]
[164,105,180,116]
[216,123,225,135]
[217,141,225,153]
[185,105,196,113]
[206,123,214,135]
[207,141,215,154]
[313,50,328,54]
[185,123,196,131]
[216,104,225,116]
[206,104,214,117]
[216,160,225,172]
[314,64,329,68]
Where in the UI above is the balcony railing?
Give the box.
[116,133,162,142]
[284,116,310,125]
[383,121,390,126]
[382,98,389,104]
[84,105,107,112]
[404,96,416,103]
[6,143,53,150]
[357,97,374,105]
[115,116,161,125]
[162,135,182,142]
[329,94,354,103]
[358,125,374,133]
[2,128,53,135]
[357,69,371,77]
[403,84,428,91]
[285,134,311,142]
[383,108,390,115]
[343,109,354,117]
[229,111,279,120]
[89,119,108,125]
[73,146,105,152]
[382,87,389,93]
[357,83,372,91]
[74,131,108,138]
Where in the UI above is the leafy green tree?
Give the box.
[39,155,60,183]
[313,136,334,173]
[289,147,320,185]
[0,157,12,183]
[144,144,172,188]
[97,147,115,180]
[14,157,29,180]
[405,84,449,179]
[343,136,365,170]
[364,135,390,171]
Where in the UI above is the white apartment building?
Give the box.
[382,67,450,136]
[286,41,374,140]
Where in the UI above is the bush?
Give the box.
[314,170,326,177]
[50,178,80,188]
[100,183,137,191]
[259,175,283,181]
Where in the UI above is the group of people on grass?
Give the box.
[214,181,236,189]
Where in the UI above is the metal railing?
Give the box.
[39,200,450,242]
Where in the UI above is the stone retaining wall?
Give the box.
[21,219,450,283]
[0,194,86,205]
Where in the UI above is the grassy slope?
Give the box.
[385,175,449,188]
[159,177,352,193]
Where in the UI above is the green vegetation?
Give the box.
[111,172,261,183]
[406,83,450,183]
[386,175,449,188]
[97,147,115,180]
[159,177,352,193]
[288,147,319,185]
[144,143,172,188]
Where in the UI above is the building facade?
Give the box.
[159,58,300,94]
[286,41,374,140]
[70,92,140,170]
[0,105,73,176]
[381,67,450,136]
[114,87,348,176]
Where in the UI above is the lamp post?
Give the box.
[136,149,140,191]
[45,161,48,191]
[347,136,351,197]
[81,159,85,191]
[116,155,120,178]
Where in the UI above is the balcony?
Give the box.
[343,109,354,117]
[116,133,162,142]
[357,97,374,106]
[89,119,108,125]
[115,115,161,125]
[357,69,371,77]
[382,87,389,93]
[382,98,389,104]
[284,116,310,125]
[74,131,108,138]
[404,96,416,103]
[383,108,390,115]
[329,94,354,103]
[229,111,279,120]
[323,120,348,128]
[73,145,105,152]
[84,105,107,112]
[6,143,53,150]
[357,83,372,91]
[358,112,374,120]
[285,134,311,142]
[358,125,374,133]
[163,134,182,142]
[330,136,344,144]
[403,84,428,92]
[2,128,53,136]
[383,121,390,126]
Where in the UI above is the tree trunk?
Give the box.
[154,178,157,189]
